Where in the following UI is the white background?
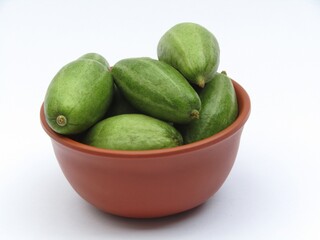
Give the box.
[1,0,319,239]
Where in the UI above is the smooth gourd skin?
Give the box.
[183,72,238,144]
[44,57,113,135]
[83,114,183,150]
[111,57,201,124]
[157,22,220,88]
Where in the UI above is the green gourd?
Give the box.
[111,57,201,124]
[83,114,183,150]
[183,71,238,144]
[44,54,113,134]
[157,22,220,88]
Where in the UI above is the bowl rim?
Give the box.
[40,80,250,158]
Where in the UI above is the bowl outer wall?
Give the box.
[40,80,250,218]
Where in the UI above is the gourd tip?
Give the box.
[56,115,67,127]
[197,77,205,88]
[190,110,200,120]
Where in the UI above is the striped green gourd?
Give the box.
[83,114,183,150]
[157,22,220,88]
[111,57,201,124]
[44,53,113,134]
[183,71,238,144]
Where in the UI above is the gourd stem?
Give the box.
[190,110,200,119]
[197,76,205,88]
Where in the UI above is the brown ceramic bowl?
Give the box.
[40,80,250,218]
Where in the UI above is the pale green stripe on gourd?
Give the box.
[78,52,110,69]
[157,22,220,88]
[83,114,183,150]
[183,71,238,144]
[111,57,201,124]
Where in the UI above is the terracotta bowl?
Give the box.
[40,80,250,218]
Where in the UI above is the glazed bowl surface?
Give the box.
[40,80,250,218]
